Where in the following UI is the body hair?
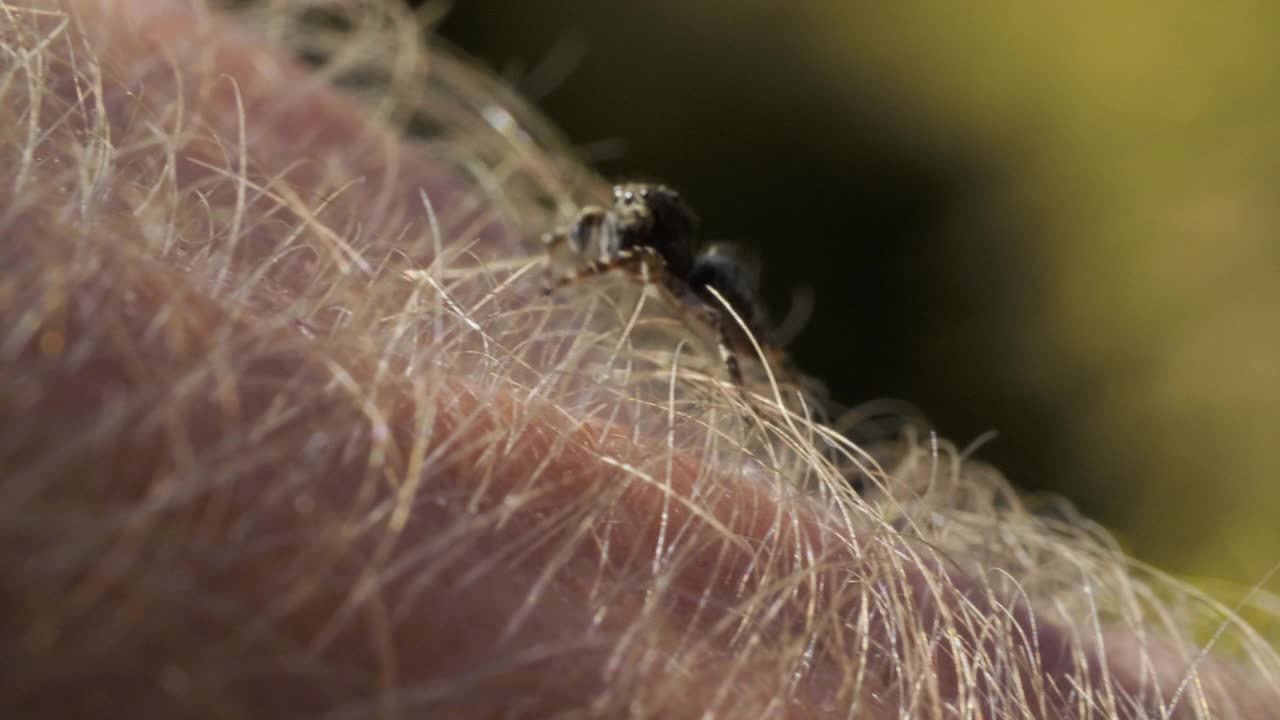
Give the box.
[0,1,1278,718]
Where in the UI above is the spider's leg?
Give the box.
[711,311,745,385]
[545,247,669,380]
[548,246,746,385]
[636,265,749,386]
[546,247,664,294]
[656,290,747,387]
[626,257,747,386]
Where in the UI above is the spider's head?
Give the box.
[612,183,697,277]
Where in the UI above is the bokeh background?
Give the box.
[427,1,1279,590]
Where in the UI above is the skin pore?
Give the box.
[2,1,1278,717]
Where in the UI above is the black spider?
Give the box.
[543,183,770,384]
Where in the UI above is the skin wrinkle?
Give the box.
[2,0,1278,718]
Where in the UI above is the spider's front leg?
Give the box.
[683,300,747,386]
[545,246,667,295]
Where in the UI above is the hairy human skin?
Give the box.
[2,1,1278,718]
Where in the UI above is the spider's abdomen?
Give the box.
[687,252,768,344]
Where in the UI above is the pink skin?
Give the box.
[4,1,1274,717]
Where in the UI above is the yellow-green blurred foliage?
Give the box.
[807,3,1280,586]
[439,1,1280,588]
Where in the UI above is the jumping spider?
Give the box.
[542,183,770,384]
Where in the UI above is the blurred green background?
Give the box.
[430,1,1280,588]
